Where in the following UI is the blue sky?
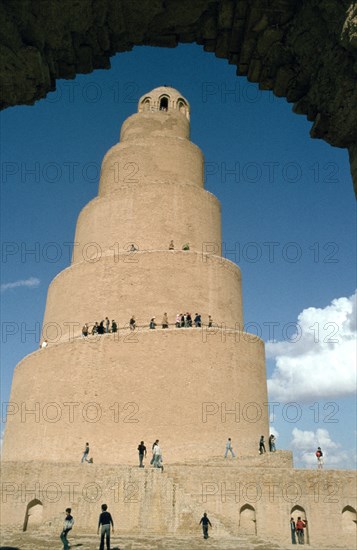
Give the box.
[1,44,356,468]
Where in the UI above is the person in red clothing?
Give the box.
[316,446,324,469]
[296,516,307,544]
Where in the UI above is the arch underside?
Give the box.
[1,0,356,192]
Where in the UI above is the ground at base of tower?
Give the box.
[0,529,349,550]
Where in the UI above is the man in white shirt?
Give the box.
[224,437,236,458]
[153,441,163,471]
[60,508,74,549]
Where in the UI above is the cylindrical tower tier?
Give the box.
[98,88,202,194]
[2,330,268,463]
[72,182,221,262]
[42,251,243,342]
[98,136,204,194]
[120,110,190,141]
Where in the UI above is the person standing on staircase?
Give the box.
[152,440,164,471]
[150,439,158,465]
[199,512,212,539]
[224,437,236,458]
[81,442,90,463]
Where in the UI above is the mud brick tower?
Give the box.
[2,88,355,547]
[2,87,269,463]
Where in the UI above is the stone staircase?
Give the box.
[0,526,285,550]
[85,464,234,536]
[0,462,282,547]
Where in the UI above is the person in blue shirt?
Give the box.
[81,442,90,463]
[224,438,236,458]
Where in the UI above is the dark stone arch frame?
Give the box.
[0,1,356,194]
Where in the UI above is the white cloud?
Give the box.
[291,427,356,469]
[1,277,40,292]
[267,291,357,401]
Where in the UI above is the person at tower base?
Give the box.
[60,508,74,550]
[162,313,169,328]
[316,447,324,469]
[138,441,147,467]
[269,434,276,452]
[129,316,136,330]
[149,317,156,329]
[199,512,212,539]
[169,240,174,250]
[81,442,90,463]
[290,517,297,544]
[152,440,164,471]
[194,313,202,327]
[224,438,236,458]
[111,319,117,333]
[97,503,114,550]
[150,440,159,465]
[296,517,307,544]
[259,436,266,454]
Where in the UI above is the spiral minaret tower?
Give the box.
[3,86,269,463]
